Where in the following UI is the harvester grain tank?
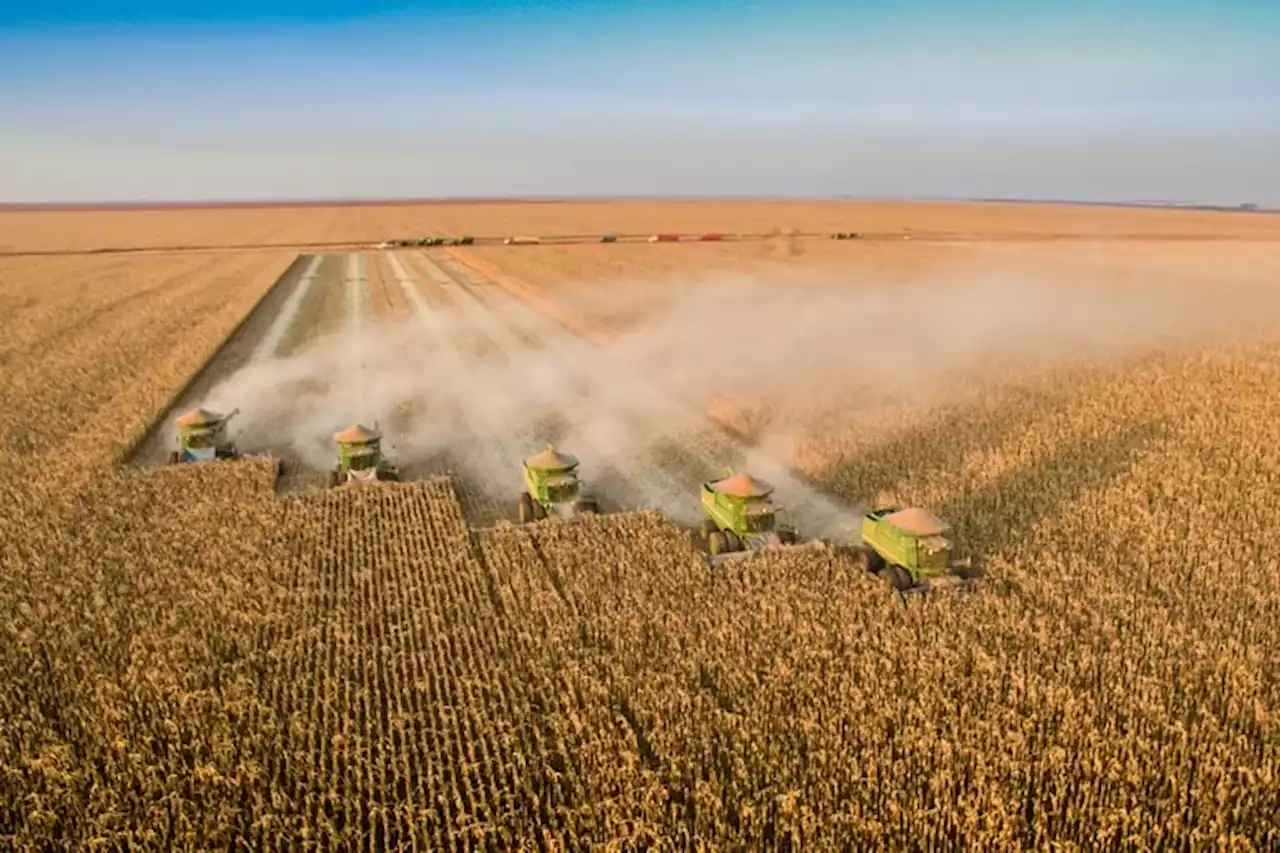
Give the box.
[856,506,978,592]
[170,407,240,464]
[519,446,599,523]
[329,423,400,487]
[698,471,800,563]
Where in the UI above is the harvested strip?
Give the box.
[252,254,323,363]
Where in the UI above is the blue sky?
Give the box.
[2,0,1277,202]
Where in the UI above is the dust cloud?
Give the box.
[196,250,1279,531]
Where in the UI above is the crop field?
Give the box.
[1,201,1279,849]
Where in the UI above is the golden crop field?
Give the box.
[1,200,1278,850]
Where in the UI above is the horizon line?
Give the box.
[0,194,1272,214]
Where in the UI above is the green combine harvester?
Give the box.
[329,424,400,487]
[170,407,240,464]
[519,446,599,523]
[698,471,801,563]
[856,506,978,592]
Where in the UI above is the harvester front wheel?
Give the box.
[779,529,798,545]
[168,450,182,466]
[576,499,599,515]
[518,493,536,524]
[887,565,914,592]
[859,547,885,574]
[328,470,341,489]
[723,530,742,552]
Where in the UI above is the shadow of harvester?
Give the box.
[932,419,1169,584]
[810,386,1071,507]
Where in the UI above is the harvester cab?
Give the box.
[857,506,978,593]
[170,407,240,464]
[330,424,400,487]
[698,470,799,563]
[519,446,599,523]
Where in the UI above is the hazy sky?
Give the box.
[2,0,1278,203]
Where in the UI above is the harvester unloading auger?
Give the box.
[519,446,599,523]
[329,424,400,487]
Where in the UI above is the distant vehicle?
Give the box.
[505,236,542,245]
[329,424,399,487]
[856,506,979,592]
[830,232,863,240]
[600,234,618,243]
[519,446,599,523]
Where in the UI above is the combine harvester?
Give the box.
[854,505,981,595]
[169,407,240,464]
[697,471,823,565]
[168,407,285,475]
[329,424,400,487]
[518,446,600,523]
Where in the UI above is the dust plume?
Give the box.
[195,247,1279,533]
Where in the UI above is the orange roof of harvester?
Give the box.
[711,472,774,498]
[334,424,381,444]
[884,507,949,536]
[524,447,579,471]
[176,408,224,427]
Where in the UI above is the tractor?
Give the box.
[519,446,599,523]
[329,424,400,487]
[170,407,241,464]
[855,506,978,592]
[698,471,799,563]
[600,234,618,243]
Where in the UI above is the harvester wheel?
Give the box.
[576,499,599,515]
[708,532,727,555]
[779,529,798,545]
[518,493,536,524]
[859,547,885,575]
[169,450,181,466]
[276,459,286,478]
[723,530,742,552]
[887,565,914,592]
[328,470,340,489]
